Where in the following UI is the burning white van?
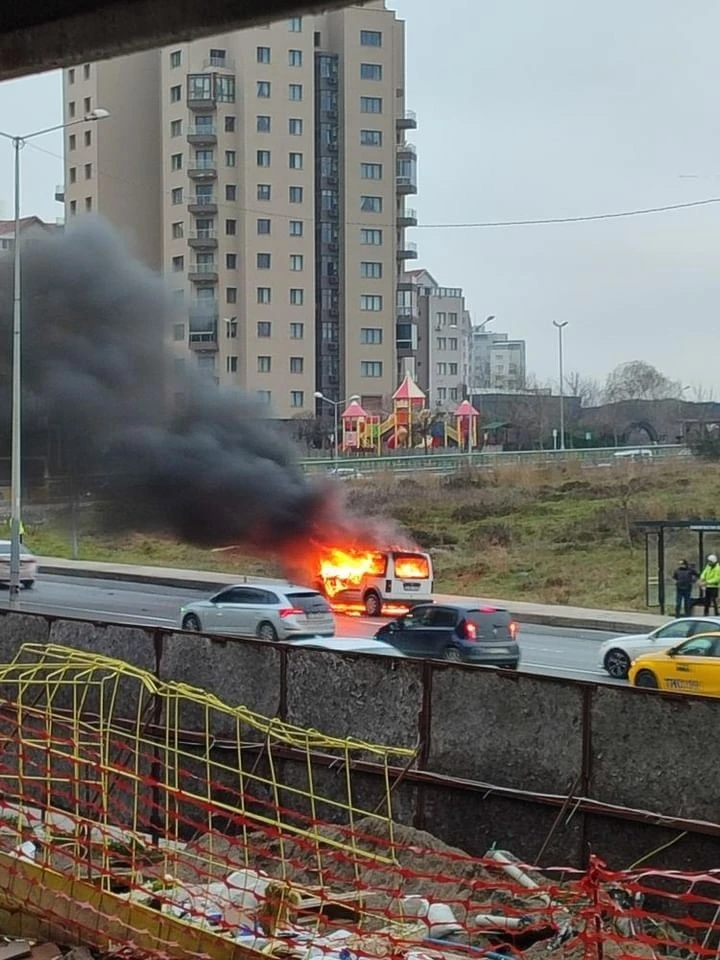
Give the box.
[317,547,434,617]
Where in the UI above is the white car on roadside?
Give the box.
[0,540,37,588]
[598,616,720,679]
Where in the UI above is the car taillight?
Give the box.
[279,608,304,618]
[464,621,478,641]
[509,621,519,640]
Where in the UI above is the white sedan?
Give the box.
[598,616,720,679]
[0,540,37,588]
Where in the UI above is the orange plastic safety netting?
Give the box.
[0,644,715,960]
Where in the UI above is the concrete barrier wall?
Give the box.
[0,609,717,868]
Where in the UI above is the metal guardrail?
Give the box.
[299,444,687,474]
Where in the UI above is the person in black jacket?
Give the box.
[672,559,698,617]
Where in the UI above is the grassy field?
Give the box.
[20,458,719,612]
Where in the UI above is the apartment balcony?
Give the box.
[188,262,218,282]
[188,330,219,350]
[188,194,217,214]
[187,124,217,145]
[397,142,417,159]
[189,307,218,350]
[397,206,418,227]
[54,184,65,203]
[397,279,416,293]
[396,175,418,196]
[396,240,418,260]
[188,229,218,249]
[396,109,417,130]
[202,56,236,71]
[188,160,217,179]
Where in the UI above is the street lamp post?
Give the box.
[0,108,110,600]
[314,392,360,466]
[553,320,568,452]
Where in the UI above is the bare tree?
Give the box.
[565,370,602,407]
[604,361,683,403]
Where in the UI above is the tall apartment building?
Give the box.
[470,326,526,392]
[61,1,418,419]
[398,268,471,410]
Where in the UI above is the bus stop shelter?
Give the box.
[632,519,720,614]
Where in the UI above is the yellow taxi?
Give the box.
[628,631,720,697]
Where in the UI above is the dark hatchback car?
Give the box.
[375,603,520,668]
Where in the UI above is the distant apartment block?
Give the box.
[470,325,526,392]
[61,1,417,419]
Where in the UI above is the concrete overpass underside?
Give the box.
[0,0,354,80]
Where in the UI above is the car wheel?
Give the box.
[21,580,34,590]
[364,591,382,617]
[634,669,659,689]
[182,614,202,632]
[444,646,462,662]
[257,621,279,643]
[604,648,631,679]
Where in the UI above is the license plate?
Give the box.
[403,583,421,591]
[308,613,327,620]
[486,647,510,654]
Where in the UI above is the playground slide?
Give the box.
[445,424,459,445]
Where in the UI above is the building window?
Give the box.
[257,390,272,404]
[171,153,183,171]
[68,101,76,118]
[360,228,383,245]
[449,363,458,375]
[257,218,271,234]
[227,319,238,338]
[257,115,271,132]
[449,337,458,350]
[225,116,236,132]
[225,184,237,201]
[437,337,447,350]
[257,184,271,201]
[170,50,182,67]
[85,197,92,211]
[290,321,304,337]
[289,49,303,66]
[437,387,447,402]
[290,356,304,374]
[288,118,303,135]
[69,200,77,216]
[257,46,271,64]
[290,289,304,306]
[68,134,76,151]
[171,187,183,205]
[361,162,382,179]
[360,96,382,114]
[170,85,182,103]
[83,96,91,112]
[69,167,77,184]
[290,254,304,271]
[68,68,75,84]
[289,83,303,101]
[361,195,382,213]
[216,76,235,102]
[83,64,90,79]
[209,48,226,64]
[173,322,185,341]
[226,287,237,304]
[360,30,382,46]
[225,150,236,167]
[289,16,302,31]
[289,186,303,203]
[361,328,383,345]
[188,75,211,100]
[170,119,182,137]
[257,150,271,167]
[449,312,458,324]
[361,361,383,377]
[226,219,237,235]
[361,63,382,80]
[257,321,272,337]
[172,255,184,272]
[290,390,305,408]
[258,355,272,373]
[289,220,303,236]
[257,252,272,269]
[361,261,382,279]
[84,130,92,147]
[227,356,238,373]
[360,129,382,147]
[436,362,447,375]
[289,152,303,169]
[257,287,271,304]
[172,221,184,239]
[361,295,383,311]
[257,81,271,98]
[226,253,237,270]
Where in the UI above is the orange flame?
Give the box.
[318,547,387,597]
[393,554,430,579]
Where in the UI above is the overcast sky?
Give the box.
[0,0,719,390]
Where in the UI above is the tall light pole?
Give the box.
[553,320,568,452]
[0,108,110,600]
[314,392,360,466]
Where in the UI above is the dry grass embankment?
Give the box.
[21,459,719,612]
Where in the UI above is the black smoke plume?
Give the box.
[0,218,403,554]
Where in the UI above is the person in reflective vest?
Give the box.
[699,554,720,616]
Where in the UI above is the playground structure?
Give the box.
[340,374,481,453]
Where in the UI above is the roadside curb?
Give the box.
[38,559,664,635]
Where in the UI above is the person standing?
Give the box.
[699,554,720,616]
[672,559,698,617]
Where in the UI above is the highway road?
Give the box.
[0,575,623,685]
